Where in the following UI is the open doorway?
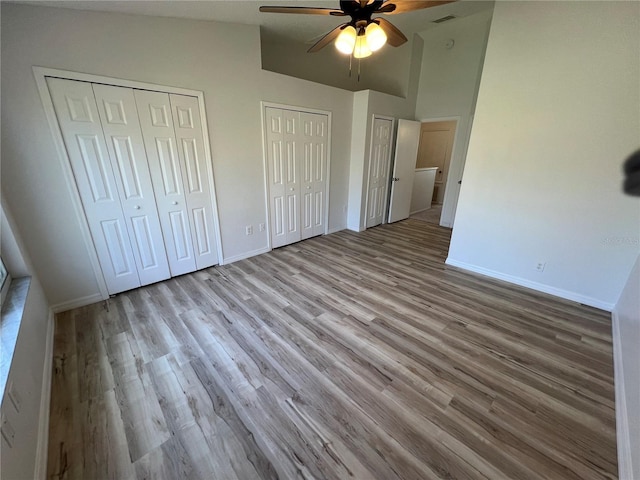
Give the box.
[409,120,457,226]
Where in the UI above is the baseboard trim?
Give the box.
[51,293,104,313]
[612,311,633,480]
[409,207,432,215]
[327,227,345,235]
[444,258,615,312]
[34,310,55,480]
[221,246,271,265]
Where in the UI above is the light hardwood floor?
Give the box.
[47,220,617,480]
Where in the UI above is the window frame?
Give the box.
[0,258,11,306]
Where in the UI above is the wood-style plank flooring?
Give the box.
[47,220,617,480]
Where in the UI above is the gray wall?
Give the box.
[1,200,52,479]
[614,254,640,480]
[447,1,640,310]
[261,31,415,98]
[1,4,355,309]
[415,10,492,227]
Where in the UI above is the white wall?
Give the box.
[613,254,640,480]
[447,1,640,310]
[1,4,355,307]
[415,9,492,227]
[346,36,424,231]
[1,199,53,480]
[261,32,415,98]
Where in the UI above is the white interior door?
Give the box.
[47,77,140,294]
[93,84,171,287]
[169,94,219,269]
[265,108,302,248]
[300,112,328,240]
[366,117,394,228]
[388,119,421,223]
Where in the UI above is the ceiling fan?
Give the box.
[259,0,455,58]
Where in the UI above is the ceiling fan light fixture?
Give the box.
[365,22,387,52]
[335,25,357,54]
[353,34,372,59]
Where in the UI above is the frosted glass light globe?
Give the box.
[365,22,387,52]
[353,35,372,58]
[335,26,357,55]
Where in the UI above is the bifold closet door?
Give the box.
[266,107,329,248]
[169,94,219,269]
[47,77,143,294]
[92,84,171,286]
[135,90,219,274]
[300,112,327,240]
[265,108,302,248]
[48,77,220,295]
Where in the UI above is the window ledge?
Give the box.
[0,277,31,399]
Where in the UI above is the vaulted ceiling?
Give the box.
[23,0,492,44]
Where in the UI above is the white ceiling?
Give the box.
[19,0,494,43]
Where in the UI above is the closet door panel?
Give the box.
[47,77,140,294]
[134,89,197,277]
[300,112,328,239]
[93,84,171,286]
[283,110,301,245]
[266,108,287,248]
[265,108,302,248]
[169,94,219,268]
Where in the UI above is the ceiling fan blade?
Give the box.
[375,18,408,47]
[259,6,346,15]
[376,3,396,13]
[381,0,455,14]
[308,23,349,53]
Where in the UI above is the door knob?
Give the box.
[306,186,311,190]
[134,205,141,210]
[392,177,400,182]
[172,201,178,205]
[290,187,294,191]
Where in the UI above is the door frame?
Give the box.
[33,66,225,300]
[364,114,395,230]
[416,115,462,228]
[260,101,332,251]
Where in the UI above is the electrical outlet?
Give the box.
[245,225,253,236]
[1,415,15,448]
[536,262,546,272]
[7,382,21,413]
[258,223,265,232]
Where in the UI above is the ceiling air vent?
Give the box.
[433,15,457,24]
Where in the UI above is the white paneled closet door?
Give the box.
[265,107,328,248]
[47,77,142,294]
[48,77,221,295]
[366,117,393,228]
[135,91,219,274]
[134,89,197,277]
[169,94,219,269]
[300,112,327,240]
[266,108,302,249]
[92,84,171,286]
